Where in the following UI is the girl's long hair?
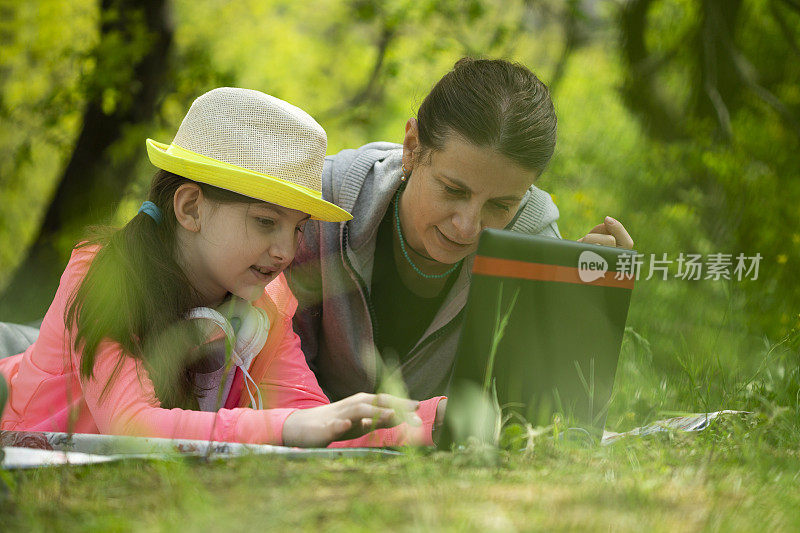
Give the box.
[65,170,255,409]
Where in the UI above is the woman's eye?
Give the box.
[444,186,465,197]
[256,217,275,228]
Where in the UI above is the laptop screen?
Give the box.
[442,229,636,446]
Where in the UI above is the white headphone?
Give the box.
[187,296,270,409]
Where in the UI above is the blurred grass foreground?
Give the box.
[1,0,799,530]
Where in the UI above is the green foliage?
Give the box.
[0,0,97,287]
[613,0,800,338]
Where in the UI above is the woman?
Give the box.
[287,58,633,403]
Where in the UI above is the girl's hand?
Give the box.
[577,216,634,249]
[282,392,422,447]
[434,398,448,427]
[431,398,448,446]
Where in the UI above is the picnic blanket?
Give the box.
[1,411,749,469]
[600,410,748,445]
[0,321,39,358]
[0,430,400,469]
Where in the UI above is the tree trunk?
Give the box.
[618,0,687,141]
[0,0,173,323]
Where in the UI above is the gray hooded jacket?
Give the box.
[288,142,561,401]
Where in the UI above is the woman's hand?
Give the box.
[282,392,422,447]
[577,216,634,249]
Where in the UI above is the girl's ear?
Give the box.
[174,183,203,232]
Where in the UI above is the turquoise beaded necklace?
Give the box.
[393,188,462,279]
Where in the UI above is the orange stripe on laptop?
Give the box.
[472,256,635,289]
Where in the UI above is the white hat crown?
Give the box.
[171,87,326,192]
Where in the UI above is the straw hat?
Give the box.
[146,87,351,222]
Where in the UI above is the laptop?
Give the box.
[440,228,636,446]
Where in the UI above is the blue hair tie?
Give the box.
[138,201,163,224]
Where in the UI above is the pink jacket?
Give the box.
[0,247,443,446]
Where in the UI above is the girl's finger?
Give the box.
[374,392,420,410]
[327,418,352,440]
[347,392,375,405]
[360,416,392,431]
[361,410,398,432]
[347,403,395,424]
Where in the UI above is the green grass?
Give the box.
[6,300,796,532]
[2,417,799,532]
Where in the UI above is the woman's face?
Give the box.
[400,128,538,265]
[176,189,309,305]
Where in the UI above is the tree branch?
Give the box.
[771,1,800,59]
[617,0,686,140]
[713,2,800,139]
[318,22,395,121]
[779,0,800,13]
[702,3,732,139]
[727,43,800,139]
[547,0,583,94]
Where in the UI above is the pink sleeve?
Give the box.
[258,325,444,447]
[256,318,330,410]
[79,341,296,444]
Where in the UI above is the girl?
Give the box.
[0,88,443,447]
[288,58,634,403]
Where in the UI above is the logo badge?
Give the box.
[578,251,608,283]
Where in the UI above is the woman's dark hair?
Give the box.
[416,57,557,176]
[65,170,256,409]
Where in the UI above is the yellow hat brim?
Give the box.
[146,139,352,222]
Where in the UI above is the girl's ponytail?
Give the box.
[65,170,251,409]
